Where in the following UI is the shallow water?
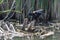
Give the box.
[13,32,60,40]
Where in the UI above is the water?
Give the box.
[0,21,60,40]
[13,32,60,40]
